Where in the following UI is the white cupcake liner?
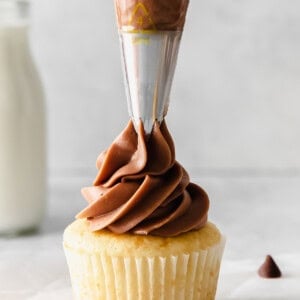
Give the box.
[64,236,225,300]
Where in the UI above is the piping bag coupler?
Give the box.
[114,0,189,135]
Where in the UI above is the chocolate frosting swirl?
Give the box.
[114,0,189,31]
[77,121,209,237]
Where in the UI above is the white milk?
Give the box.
[0,2,46,234]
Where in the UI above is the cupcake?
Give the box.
[64,0,225,299]
[64,121,225,299]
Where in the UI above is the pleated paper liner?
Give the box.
[64,236,225,300]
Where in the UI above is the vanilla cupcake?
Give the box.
[63,121,225,299]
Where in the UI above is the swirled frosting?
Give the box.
[114,0,189,31]
[77,121,209,237]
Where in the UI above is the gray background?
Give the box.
[1,1,300,298]
[30,0,300,177]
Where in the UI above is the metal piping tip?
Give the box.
[119,30,182,135]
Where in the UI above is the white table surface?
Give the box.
[1,175,300,300]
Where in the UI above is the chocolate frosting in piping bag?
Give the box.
[115,0,189,31]
[77,120,209,237]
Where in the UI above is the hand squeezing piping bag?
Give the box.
[114,0,189,134]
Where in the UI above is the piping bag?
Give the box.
[114,0,189,135]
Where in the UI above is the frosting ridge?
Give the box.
[77,121,209,237]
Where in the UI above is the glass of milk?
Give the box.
[0,0,46,235]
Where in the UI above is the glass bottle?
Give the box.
[0,0,46,235]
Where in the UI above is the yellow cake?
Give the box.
[64,219,225,300]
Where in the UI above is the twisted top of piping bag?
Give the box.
[114,0,189,31]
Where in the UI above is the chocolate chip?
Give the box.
[258,255,282,278]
